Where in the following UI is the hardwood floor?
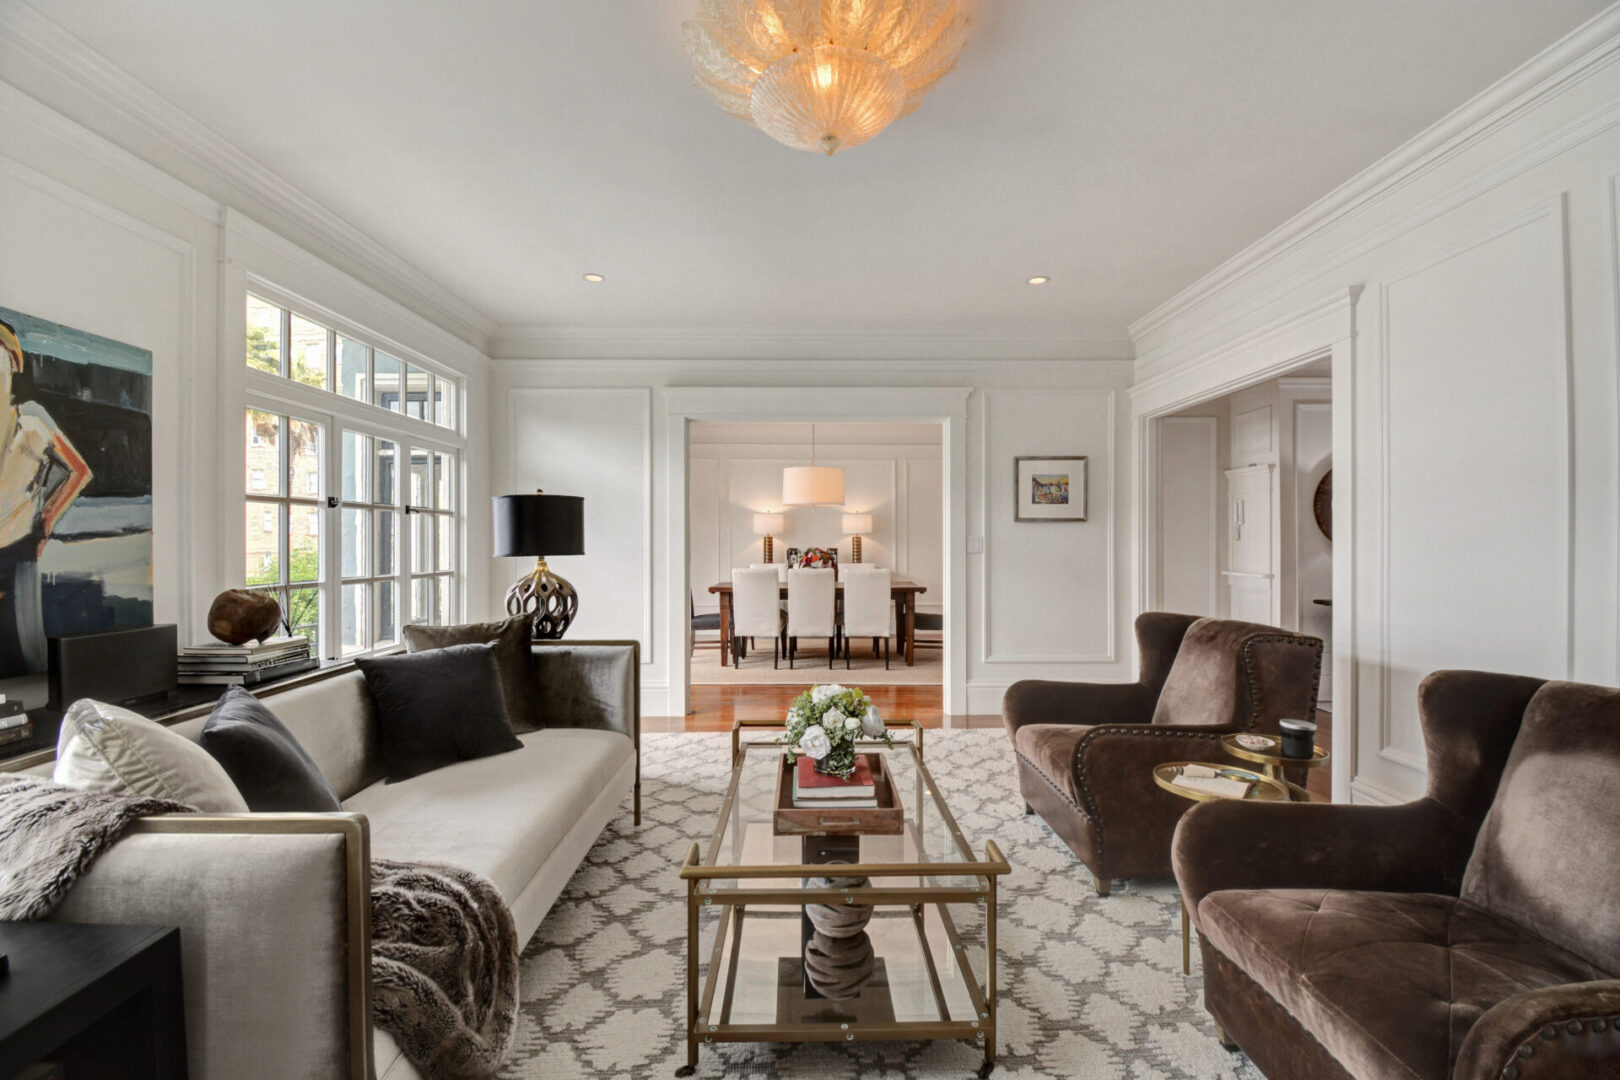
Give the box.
[648,689,1337,802]
[644,684,1001,732]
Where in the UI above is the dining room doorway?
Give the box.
[660,383,965,722]
[686,420,944,689]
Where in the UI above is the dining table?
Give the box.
[707,576,929,666]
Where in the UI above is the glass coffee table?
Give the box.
[676,718,1010,1076]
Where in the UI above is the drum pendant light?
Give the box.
[782,423,845,506]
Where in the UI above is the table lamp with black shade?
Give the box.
[493,492,585,638]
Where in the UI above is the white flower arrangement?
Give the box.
[782,684,893,779]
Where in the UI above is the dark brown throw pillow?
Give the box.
[355,643,522,783]
[403,616,543,733]
[200,687,342,811]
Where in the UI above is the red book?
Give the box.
[795,754,875,796]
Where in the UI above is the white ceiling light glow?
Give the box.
[684,0,971,156]
[582,273,605,283]
[1027,276,1050,285]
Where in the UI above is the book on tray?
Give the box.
[792,755,879,808]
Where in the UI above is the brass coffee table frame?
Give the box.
[677,717,1010,1075]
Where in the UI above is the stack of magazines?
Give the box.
[178,637,316,687]
[0,695,31,749]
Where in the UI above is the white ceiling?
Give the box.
[21,0,1610,351]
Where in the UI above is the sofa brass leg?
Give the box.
[1094,877,1111,898]
[1213,1019,1237,1050]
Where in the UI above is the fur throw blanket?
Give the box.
[0,773,191,920]
[0,775,519,1079]
[371,859,520,1079]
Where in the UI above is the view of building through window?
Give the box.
[243,294,461,660]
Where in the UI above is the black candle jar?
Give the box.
[1279,718,1317,759]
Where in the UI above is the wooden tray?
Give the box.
[772,752,903,836]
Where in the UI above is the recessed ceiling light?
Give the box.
[583,273,605,283]
[1027,276,1050,286]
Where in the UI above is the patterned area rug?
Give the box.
[499,731,1260,1079]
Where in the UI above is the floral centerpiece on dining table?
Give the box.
[782,683,892,780]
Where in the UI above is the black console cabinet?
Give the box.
[0,922,186,1079]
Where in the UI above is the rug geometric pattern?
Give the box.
[499,731,1261,1079]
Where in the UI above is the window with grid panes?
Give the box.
[244,408,325,657]
[244,292,463,661]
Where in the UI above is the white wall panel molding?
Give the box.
[1129,4,1620,355]
[0,152,207,648]
[1369,195,1573,785]
[0,2,496,353]
[507,388,654,667]
[1151,416,1219,615]
[979,389,1118,665]
[1131,288,1360,417]
[1349,776,1405,806]
[0,81,216,220]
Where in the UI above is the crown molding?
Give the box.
[0,0,498,354]
[1127,2,1620,351]
[488,325,1134,363]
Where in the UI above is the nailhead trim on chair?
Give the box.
[1500,1013,1620,1078]
[1070,727,1223,868]
[1067,630,1321,871]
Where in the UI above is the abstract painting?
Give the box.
[0,306,152,676]
[1015,456,1087,521]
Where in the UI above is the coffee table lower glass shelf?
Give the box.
[677,719,1010,1076]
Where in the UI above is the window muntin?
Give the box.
[244,407,324,659]
[245,294,459,431]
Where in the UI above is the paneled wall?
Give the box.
[494,365,1132,716]
[688,423,943,613]
[1130,13,1620,801]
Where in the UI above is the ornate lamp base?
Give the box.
[850,534,862,563]
[506,556,578,639]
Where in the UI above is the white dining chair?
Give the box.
[841,568,893,669]
[731,566,786,668]
[786,567,836,669]
[750,562,788,584]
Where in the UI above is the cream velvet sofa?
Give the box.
[27,641,640,1080]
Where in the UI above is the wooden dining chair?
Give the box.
[786,567,836,668]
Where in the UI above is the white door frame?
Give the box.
[664,387,971,719]
[1129,287,1360,801]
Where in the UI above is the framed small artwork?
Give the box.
[785,547,801,569]
[1014,456,1087,522]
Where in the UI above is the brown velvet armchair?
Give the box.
[1173,670,1620,1080]
[1003,612,1322,895]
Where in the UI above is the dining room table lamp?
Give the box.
[493,491,585,638]
[841,513,874,563]
[752,512,786,563]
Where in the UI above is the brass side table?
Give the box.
[1152,762,1289,974]
[1219,734,1329,802]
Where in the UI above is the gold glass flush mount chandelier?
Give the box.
[684,0,971,155]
